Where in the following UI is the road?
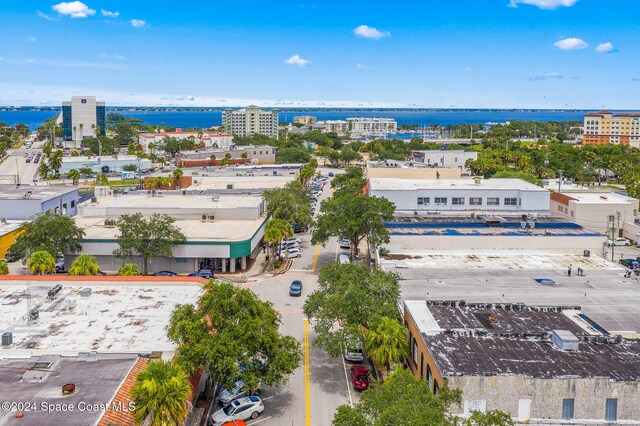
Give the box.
[240,170,362,426]
[0,140,44,185]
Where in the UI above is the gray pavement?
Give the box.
[0,141,44,185]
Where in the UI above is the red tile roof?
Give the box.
[550,192,577,205]
[98,357,149,426]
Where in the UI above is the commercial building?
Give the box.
[551,191,638,234]
[583,111,640,147]
[293,115,317,124]
[0,221,24,258]
[59,155,152,175]
[321,120,349,135]
[347,117,397,135]
[179,145,278,165]
[60,96,106,149]
[367,178,550,213]
[138,128,233,151]
[410,150,478,175]
[69,189,268,274]
[0,185,79,219]
[404,300,640,423]
[367,160,461,180]
[222,105,279,138]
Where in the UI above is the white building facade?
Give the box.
[60,96,106,149]
[347,117,397,135]
[138,129,233,152]
[321,120,349,135]
[222,105,279,138]
[60,155,152,175]
[368,178,550,213]
[411,150,478,175]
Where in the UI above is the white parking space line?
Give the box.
[247,416,273,425]
[261,396,274,401]
[341,356,354,407]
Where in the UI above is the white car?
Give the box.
[344,337,364,362]
[607,237,631,246]
[209,396,264,425]
[285,249,302,259]
[339,238,351,249]
[284,237,301,244]
[339,252,350,264]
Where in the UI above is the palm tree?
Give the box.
[221,153,232,166]
[42,141,53,158]
[67,169,81,185]
[264,219,294,261]
[240,152,249,160]
[95,173,109,186]
[299,164,314,186]
[38,161,51,180]
[0,261,8,275]
[78,123,84,142]
[72,126,77,146]
[209,154,217,163]
[172,167,184,181]
[68,254,101,276]
[49,150,63,177]
[131,360,191,426]
[364,316,409,372]
[29,251,56,275]
[148,176,172,189]
[118,263,141,276]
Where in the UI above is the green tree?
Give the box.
[263,181,313,229]
[147,176,173,189]
[113,122,137,145]
[122,163,138,172]
[332,368,513,426]
[331,167,367,195]
[240,151,249,159]
[131,360,191,426]
[37,161,51,180]
[277,147,312,164]
[95,173,109,186]
[264,219,294,260]
[303,262,400,357]
[312,192,394,258]
[209,154,217,162]
[67,169,81,185]
[49,150,63,176]
[42,141,53,158]
[298,163,315,186]
[113,213,186,275]
[172,167,184,180]
[168,281,302,401]
[364,317,408,371]
[118,263,141,276]
[29,250,56,275]
[221,153,232,166]
[0,261,8,275]
[68,254,100,276]
[7,211,84,261]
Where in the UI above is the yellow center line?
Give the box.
[304,319,311,426]
[311,244,321,271]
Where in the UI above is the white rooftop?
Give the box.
[369,178,548,192]
[61,155,142,164]
[85,193,263,210]
[0,280,202,358]
[562,191,638,205]
[0,220,25,236]
[193,176,295,190]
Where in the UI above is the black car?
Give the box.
[155,271,177,276]
[289,280,302,296]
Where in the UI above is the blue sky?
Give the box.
[0,0,638,108]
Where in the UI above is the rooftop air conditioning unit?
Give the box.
[104,219,117,228]
[208,214,215,221]
[201,214,207,222]
[552,330,579,351]
[227,183,235,190]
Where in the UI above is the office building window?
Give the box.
[504,197,518,206]
[452,197,465,205]
[417,197,430,205]
[81,98,87,104]
[487,197,500,206]
[469,197,482,206]
[434,197,447,205]
[562,399,575,420]
[605,398,617,422]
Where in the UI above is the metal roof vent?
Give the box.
[552,330,580,351]
[62,384,76,395]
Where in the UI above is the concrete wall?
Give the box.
[623,221,640,244]
[551,198,638,235]
[385,234,607,255]
[449,375,640,423]
[366,167,461,180]
[404,304,445,393]
[0,190,79,220]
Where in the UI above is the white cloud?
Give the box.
[101,9,119,17]
[509,0,578,9]
[187,95,195,101]
[356,64,367,70]
[554,37,588,50]
[28,37,37,43]
[285,54,311,67]
[529,72,563,81]
[595,42,616,53]
[36,10,54,20]
[130,19,147,28]
[464,67,474,73]
[353,25,390,40]
[27,59,36,64]
[52,1,96,18]
[114,55,126,61]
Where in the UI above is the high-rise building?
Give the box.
[222,105,279,138]
[346,117,397,135]
[61,96,106,149]
[583,111,640,147]
[293,115,317,125]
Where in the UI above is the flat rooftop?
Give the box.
[386,252,640,335]
[0,354,141,426]
[368,178,547,192]
[0,220,25,235]
[77,216,266,242]
[84,192,263,211]
[0,185,77,201]
[560,191,638,205]
[0,280,202,357]
[191,175,295,190]
[406,300,640,380]
[61,155,143,164]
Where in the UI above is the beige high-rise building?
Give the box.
[583,111,640,147]
[293,115,317,125]
[222,105,279,138]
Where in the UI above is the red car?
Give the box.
[350,366,370,391]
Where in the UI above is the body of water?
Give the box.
[0,109,607,131]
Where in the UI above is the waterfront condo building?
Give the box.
[222,105,279,138]
[583,111,640,147]
[347,117,397,135]
[293,115,317,125]
[60,96,106,149]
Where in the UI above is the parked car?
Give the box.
[619,259,640,269]
[350,366,370,391]
[155,271,177,276]
[55,259,65,273]
[285,249,302,259]
[189,269,214,279]
[283,237,301,244]
[289,280,302,297]
[219,380,262,406]
[339,238,351,249]
[344,336,364,362]
[607,237,630,246]
[339,252,350,265]
[210,396,264,425]
[328,172,334,177]
[221,421,246,426]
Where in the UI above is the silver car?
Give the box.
[344,337,364,362]
[210,396,264,425]
[219,380,262,406]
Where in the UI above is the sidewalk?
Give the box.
[216,250,269,282]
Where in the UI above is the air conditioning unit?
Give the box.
[208,214,215,221]
[104,219,117,228]
[201,214,207,222]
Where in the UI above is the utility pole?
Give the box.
[608,215,616,261]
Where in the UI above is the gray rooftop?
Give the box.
[0,185,77,201]
[0,354,139,426]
